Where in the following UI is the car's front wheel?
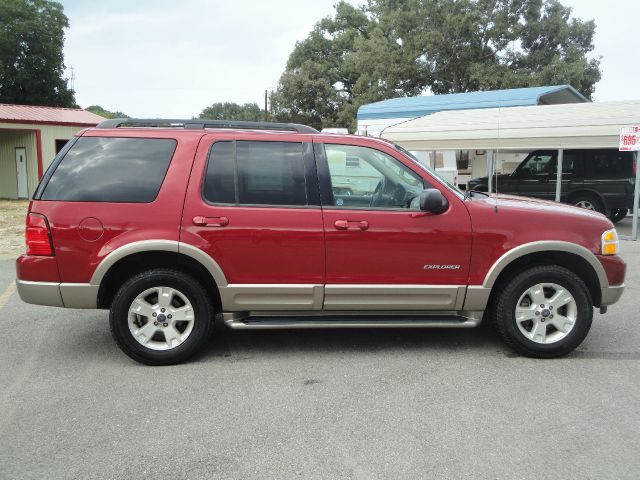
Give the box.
[493,265,593,358]
[110,269,214,365]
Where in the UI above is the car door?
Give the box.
[512,151,557,200]
[181,133,325,311]
[548,150,581,202]
[315,139,472,311]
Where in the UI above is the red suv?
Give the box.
[16,119,626,365]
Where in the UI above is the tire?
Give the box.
[109,269,215,365]
[571,193,604,214]
[610,208,628,223]
[493,265,593,358]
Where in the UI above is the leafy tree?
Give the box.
[0,0,76,107]
[85,105,128,119]
[271,0,601,131]
[199,102,263,121]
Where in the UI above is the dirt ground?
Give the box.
[0,200,28,258]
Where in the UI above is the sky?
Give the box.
[59,0,640,118]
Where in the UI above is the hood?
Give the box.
[485,193,611,223]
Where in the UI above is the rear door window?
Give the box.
[203,140,308,206]
[41,137,176,202]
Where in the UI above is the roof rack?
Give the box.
[95,118,318,133]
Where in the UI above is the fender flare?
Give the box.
[482,240,608,289]
[90,240,228,287]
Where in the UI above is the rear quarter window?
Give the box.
[585,150,634,178]
[41,137,177,202]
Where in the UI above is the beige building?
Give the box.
[0,104,104,199]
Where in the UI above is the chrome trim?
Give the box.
[482,241,609,288]
[219,284,323,311]
[59,283,99,309]
[89,240,228,287]
[600,284,624,306]
[323,285,463,310]
[16,280,64,307]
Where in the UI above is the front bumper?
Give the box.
[16,280,99,309]
[600,284,625,306]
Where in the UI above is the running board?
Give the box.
[222,311,482,330]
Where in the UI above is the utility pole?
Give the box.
[264,90,268,122]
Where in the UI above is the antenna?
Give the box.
[494,110,500,213]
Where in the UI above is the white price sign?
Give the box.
[619,126,640,151]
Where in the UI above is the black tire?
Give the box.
[493,265,593,358]
[109,269,214,365]
[610,208,628,223]
[571,193,604,214]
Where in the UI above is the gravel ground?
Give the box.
[0,200,28,258]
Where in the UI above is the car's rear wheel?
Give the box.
[109,269,214,365]
[571,193,604,214]
[610,208,628,223]
[493,265,593,358]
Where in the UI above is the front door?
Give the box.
[513,151,556,200]
[315,140,472,311]
[181,134,325,311]
[15,147,28,199]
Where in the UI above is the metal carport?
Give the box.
[381,100,640,240]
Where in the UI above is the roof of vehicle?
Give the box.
[357,85,589,121]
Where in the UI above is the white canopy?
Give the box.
[382,100,640,151]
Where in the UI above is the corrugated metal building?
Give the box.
[356,85,588,137]
[0,104,104,199]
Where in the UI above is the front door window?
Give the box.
[324,144,425,210]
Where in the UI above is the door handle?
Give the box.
[334,220,369,231]
[192,216,229,227]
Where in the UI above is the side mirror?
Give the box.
[419,188,449,214]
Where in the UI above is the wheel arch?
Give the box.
[94,241,226,310]
[484,242,607,307]
[567,189,607,209]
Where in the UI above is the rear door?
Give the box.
[549,150,582,202]
[181,133,325,311]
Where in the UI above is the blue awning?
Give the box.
[357,85,588,121]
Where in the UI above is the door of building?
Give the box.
[15,147,28,199]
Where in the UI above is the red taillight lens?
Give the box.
[25,213,54,256]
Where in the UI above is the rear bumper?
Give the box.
[16,280,98,309]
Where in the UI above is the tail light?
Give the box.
[25,213,54,256]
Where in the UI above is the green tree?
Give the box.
[199,102,263,121]
[85,105,128,119]
[0,0,76,107]
[271,0,601,131]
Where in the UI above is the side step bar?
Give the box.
[222,311,482,330]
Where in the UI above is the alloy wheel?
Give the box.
[128,286,195,350]
[514,282,577,344]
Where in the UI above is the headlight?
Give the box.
[601,228,619,255]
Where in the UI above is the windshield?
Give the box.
[392,144,465,199]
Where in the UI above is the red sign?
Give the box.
[620,126,640,151]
